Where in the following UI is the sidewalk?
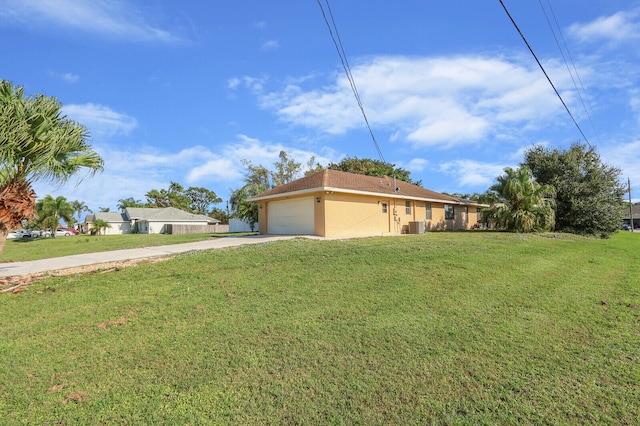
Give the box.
[0,235,304,278]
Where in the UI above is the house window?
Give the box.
[464,206,469,224]
[425,202,432,220]
[405,201,411,214]
[381,203,388,213]
[444,204,454,220]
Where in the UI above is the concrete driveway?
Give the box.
[0,235,306,278]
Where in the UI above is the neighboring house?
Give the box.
[86,212,130,235]
[85,207,220,235]
[248,169,485,238]
[623,205,640,229]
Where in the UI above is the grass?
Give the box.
[0,232,255,262]
[1,232,639,424]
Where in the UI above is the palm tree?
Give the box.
[0,81,103,252]
[230,183,266,231]
[482,166,555,233]
[90,219,111,236]
[36,195,75,236]
[71,200,91,222]
[117,197,143,212]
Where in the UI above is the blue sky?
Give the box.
[2,0,639,213]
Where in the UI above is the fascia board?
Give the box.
[249,186,486,207]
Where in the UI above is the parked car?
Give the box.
[7,230,33,239]
[55,229,76,237]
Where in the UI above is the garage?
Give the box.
[268,197,315,235]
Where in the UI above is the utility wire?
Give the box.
[539,0,599,143]
[317,0,386,163]
[498,0,591,147]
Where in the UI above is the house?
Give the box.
[248,169,485,238]
[86,212,130,235]
[85,207,220,235]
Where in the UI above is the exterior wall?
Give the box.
[324,193,392,238]
[257,203,268,235]
[313,194,326,237]
[256,193,481,237]
[98,221,129,235]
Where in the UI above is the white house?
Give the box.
[86,207,220,235]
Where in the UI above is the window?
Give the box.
[381,203,388,213]
[425,202,432,220]
[444,204,454,220]
[405,200,411,214]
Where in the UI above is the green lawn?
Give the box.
[1,232,638,424]
[0,232,254,262]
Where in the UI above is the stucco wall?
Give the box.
[257,192,480,237]
[324,193,390,238]
[100,221,130,235]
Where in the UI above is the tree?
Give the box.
[209,207,229,225]
[230,151,302,229]
[71,200,91,222]
[229,183,265,231]
[326,156,420,185]
[35,195,75,236]
[482,166,555,233]
[523,143,625,238]
[98,207,110,212]
[240,150,303,190]
[185,187,222,215]
[272,150,302,187]
[144,183,221,214]
[0,81,103,253]
[145,182,189,211]
[117,197,144,211]
[91,218,111,236]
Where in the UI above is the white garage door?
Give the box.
[268,197,315,235]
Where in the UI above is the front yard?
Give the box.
[1,232,638,424]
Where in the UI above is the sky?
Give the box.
[2,0,639,214]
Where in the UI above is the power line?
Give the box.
[538,0,599,143]
[498,0,591,147]
[317,0,386,163]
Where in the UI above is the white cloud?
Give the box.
[261,40,280,51]
[254,55,573,148]
[601,139,640,192]
[0,0,182,42]
[438,160,510,188]
[568,9,640,45]
[46,70,80,83]
[62,103,138,137]
[404,158,429,173]
[31,136,336,211]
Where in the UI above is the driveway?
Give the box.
[0,235,308,278]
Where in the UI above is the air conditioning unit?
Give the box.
[408,221,425,234]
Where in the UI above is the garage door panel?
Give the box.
[268,197,314,235]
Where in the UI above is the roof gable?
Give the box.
[250,169,477,205]
[94,212,128,222]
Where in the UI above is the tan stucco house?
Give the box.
[249,169,484,238]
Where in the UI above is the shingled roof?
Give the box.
[250,169,477,205]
